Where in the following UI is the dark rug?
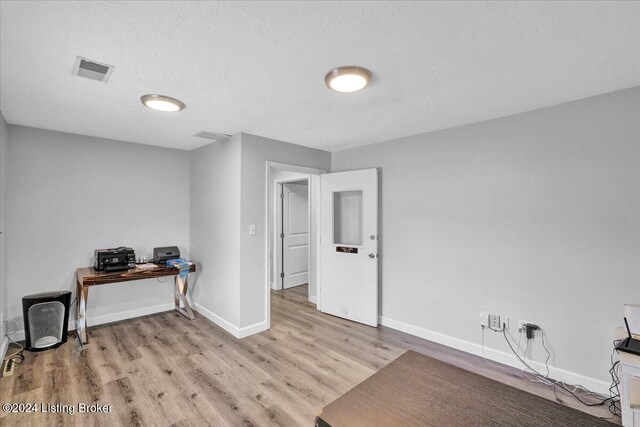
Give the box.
[317,350,614,427]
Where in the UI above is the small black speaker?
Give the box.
[22,291,71,352]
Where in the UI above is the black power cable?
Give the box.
[608,340,622,417]
[500,325,616,409]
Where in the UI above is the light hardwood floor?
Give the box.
[0,285,617,426]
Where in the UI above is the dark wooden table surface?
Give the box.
[316,350,613,427]
[75,262,197,347]
[77,263,196,286]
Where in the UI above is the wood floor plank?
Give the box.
[104,377,149,427]
[182,352,263,426]
[43,368,74,427]
[0,285,619,426]
[136,343,229,426]
[3,388,43,427]
[11,348,44,396]
[130,362,187,426]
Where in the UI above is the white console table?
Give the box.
[618,328,640,426]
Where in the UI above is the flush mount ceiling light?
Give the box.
[325,66,372,93]
[140,94,185,112]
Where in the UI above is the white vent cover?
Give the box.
[194,131,231,142]
[72,56,114,83]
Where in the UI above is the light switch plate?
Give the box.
[249,224,256,235]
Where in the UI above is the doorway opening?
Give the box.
[275,179,309,291]
[265,162,324,329]
[264,162,379,331]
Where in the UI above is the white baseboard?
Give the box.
[308,295,317,304]
[194,303,267,339]
[379,316,610,396]
[0,336,8,361]
[83,302,176,329]
[11,302,175,342]
[194,303,239,337]
[237,320,268,338]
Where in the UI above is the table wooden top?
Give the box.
[76,263,196,286]
[316,350,610,427]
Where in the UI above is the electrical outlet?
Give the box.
[479,311,489,327]
[502,316,509,330]
[481,312,508,330]
[489,314,501,330]
[519,320,534,333]
[519,320,538,338]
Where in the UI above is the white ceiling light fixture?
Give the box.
[325,66,372,93]
[141,94,186,112]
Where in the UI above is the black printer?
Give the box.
[153,246,180,264]
[94,247,136,271]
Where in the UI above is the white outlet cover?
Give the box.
[502,316,509,330]
[479,311,489,326]
[489,314,501,328]
[483,313,509,330]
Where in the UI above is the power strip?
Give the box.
[2,359,15,377]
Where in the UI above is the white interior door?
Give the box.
[320,168,378,326]
[282,183,309,289]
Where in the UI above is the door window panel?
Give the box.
[333,190,363,245]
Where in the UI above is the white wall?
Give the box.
[189,135,242,328]
[331,86,640,389]
[0,112,8,354]
[6,126,190,333]
[239,133,330,328]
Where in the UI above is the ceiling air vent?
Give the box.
[72,56,114,83]
[194,131,231,142]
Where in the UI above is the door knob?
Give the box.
[368,253,376,259]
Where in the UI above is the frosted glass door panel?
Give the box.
[333,190,363,246]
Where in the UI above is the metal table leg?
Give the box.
[174,274,195,320]
[76,281,89,347]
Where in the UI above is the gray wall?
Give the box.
[189,133,330,332]
[239,133,330,328]
[189,135,242,326]
[331,87,640,383]
[6,126,190,330]
[0,112,7,344]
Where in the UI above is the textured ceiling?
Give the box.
[1,1,639,151]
